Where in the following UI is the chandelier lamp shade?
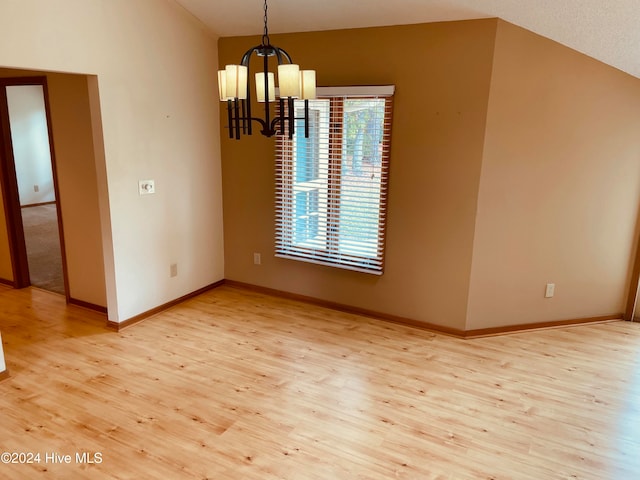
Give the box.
[217,0,317,139]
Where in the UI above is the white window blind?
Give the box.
[275,86,394,274]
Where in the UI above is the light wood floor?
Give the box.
[1,285,640,479]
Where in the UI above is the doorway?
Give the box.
[0,77,68,297]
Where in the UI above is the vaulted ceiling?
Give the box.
[174,0,640,79]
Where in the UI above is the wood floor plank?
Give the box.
[1,284,639,479]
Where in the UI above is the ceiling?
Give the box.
[174,0,640,79]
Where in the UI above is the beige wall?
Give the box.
[220,18,640,332]
[48,73,107,307]
[466,21,640,329]
[219,20,498,332]
[1,3,635,330]
[0,0,224,321]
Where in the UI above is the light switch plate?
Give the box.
[545,283,555,298]
[139,179,155,195]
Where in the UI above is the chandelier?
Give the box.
[217,0,316,140]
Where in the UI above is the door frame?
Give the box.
[0,76,70,299]
[625,234,640,321]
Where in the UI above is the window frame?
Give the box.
[275,85,394,275]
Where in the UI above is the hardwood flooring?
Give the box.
[0,284,639,479]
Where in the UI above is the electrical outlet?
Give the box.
[33,184,39,192]
[253,253,261,265]
[170,263,178,277]
[545,283,555,298]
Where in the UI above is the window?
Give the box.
[275,86,394,274]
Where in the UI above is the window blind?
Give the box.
[275,86,394,274]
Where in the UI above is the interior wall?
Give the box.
[0,332,5,373]
[86,75,117,315]
[219,20,498,332]
[5,85,55,206]
[466,20,640,330]
[46,73,107,307]
[0,0,224,321]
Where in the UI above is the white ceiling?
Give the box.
[174,0,640,79]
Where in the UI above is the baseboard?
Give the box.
[69,297,108,315]
[107,280,225,331]
[0,370,10,382]
[0,278,14,287]
[21,200,56,208]
[463,315,623,338]
[100,277,628,338]
[223,280,623,339]
[223,280,466,337]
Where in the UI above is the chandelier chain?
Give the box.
[262,0,270,45]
